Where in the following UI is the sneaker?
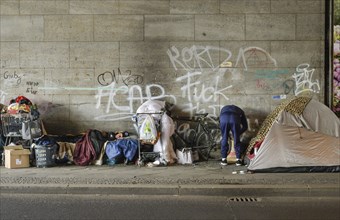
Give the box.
[235,160,244,166]
[220,159,228,166]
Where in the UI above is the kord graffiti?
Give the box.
[167,45,231,72]
[167,45,277,73]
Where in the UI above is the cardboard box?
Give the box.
[4,145,31,169]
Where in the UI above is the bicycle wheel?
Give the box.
[209,128,222,159]
[195,132,211,161]
[210,128,222,145]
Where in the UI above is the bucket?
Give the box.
[34,144,57,168]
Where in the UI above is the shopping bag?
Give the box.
[22,120,42,140]
[138,114,159,144]
[176,148,193,164]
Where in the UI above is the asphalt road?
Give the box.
[1,193,339,220]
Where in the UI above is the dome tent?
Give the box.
[246,97,340,173]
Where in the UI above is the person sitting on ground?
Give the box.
[219,105,248,166]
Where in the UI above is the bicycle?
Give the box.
[169,113,222,161]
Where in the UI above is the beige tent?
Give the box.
[246,97,340,173]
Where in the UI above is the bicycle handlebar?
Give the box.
[170,113,220,123]
[194,113,209,117]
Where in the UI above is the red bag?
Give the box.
[73,130,97,166]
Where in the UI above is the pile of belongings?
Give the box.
[1,96,42,141]
[72,129,139,166]
[1,95,40,120]
[31,130,139,167]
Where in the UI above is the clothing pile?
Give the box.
[1,96,42,143]
[72,129,139,166]
[2,96,40,119]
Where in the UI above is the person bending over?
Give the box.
[219,105,248,166]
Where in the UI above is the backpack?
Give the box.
[73,130,97,166]
[89,129,107,156]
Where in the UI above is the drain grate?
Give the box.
[229,197,260,202]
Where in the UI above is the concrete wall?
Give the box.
[0,0,325,136]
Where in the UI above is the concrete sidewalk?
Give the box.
[1,161,339,197]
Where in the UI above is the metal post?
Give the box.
[325,0,333,108]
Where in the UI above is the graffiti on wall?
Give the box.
[94,45,280,120]
[175,71,232,116]
[167,45,277,73]
[282,79,295,95]
[97,68,143,86]
[1,45,322,124]
[166,45,279,116]
[292,63,320,96]
[26,81,39,95]
[3,70,22,86]
[167,45,231,72]
[94,81,176,121]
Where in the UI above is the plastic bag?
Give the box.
[139,114,159,144]
[22,120,42,140]
[176,148,193,164]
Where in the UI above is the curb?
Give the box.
[1,184,339,197]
